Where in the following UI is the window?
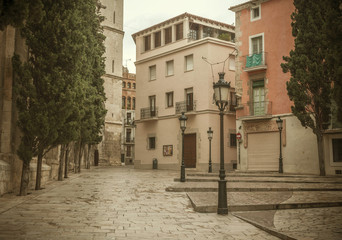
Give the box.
[112,60,114,73]
[123,82,126,88]
[203,26,214,38]
[127,97,131,109]
[154,31,161,48]
[333,139,342,162]
[126,129,132,142]
[230,133,237,147]
[149,65,156,81]
[127,82,131,88]
[229,92,237,111]
[186,88,193,111]
[113,11,116,23]
[176,23,183,40]
[127,112,131,122]
[189,23,199,40]
[149,95,156,117]
[122,96,126,109]
[185,54,193,71]
[133,83,136,89]
[251,35,263,54]
[126,146,132,157]
[149,137,156,149]
[166,60,174,76]
[166,92,174,108]
[132,97,136,110]
[252,80,265,115]
[144,35,151,51]
[164,27,172,44]
[251,5,261,21]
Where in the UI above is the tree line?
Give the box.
[1,0,107,195]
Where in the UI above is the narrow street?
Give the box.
[0,167,278,240]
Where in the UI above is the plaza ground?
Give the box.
[0,166,341,240]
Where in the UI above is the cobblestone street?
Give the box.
[0,167,279,240]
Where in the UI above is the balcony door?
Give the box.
[253,80,265,116]
[149,95,156,117]
[186,88,193,111]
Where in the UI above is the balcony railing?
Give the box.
[175,101,197,114]
[140,107,158,119]
[239,101,272,118]
[125,137,134,143]
[242,52,267,71]
[124,118,135,126]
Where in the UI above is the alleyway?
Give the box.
[0,167,278,240]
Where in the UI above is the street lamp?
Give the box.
[179,112,188,182]
[276,116,283,173]
[207,127,213,173]
[213,72,230,215]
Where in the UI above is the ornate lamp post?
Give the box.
[179,112,188,182]
[276,116,283,173]
[213,72,230,215]
[207,127,213,173]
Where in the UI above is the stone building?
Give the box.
[229,0,342,175]
[132,13,237,171]
[0,0,124,195]
[97,0,124,165]
[121,67,136,165]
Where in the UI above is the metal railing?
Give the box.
[242,52,267,70]
[140,107,158,119]
[239,101,272,117]
[125,137,135,143]
[175,100,197,114]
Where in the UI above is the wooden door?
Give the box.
[184,134,196,168]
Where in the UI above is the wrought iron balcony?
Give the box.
[125,137,135,144]
[242,52,267,72]
[175,101,197,114]
[140,107,158,119]
[124,118,135,126]
[239,101,272,118]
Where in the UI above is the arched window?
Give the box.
[123,82,126,88]
[127,97,131,109]
[122,97,126,109]
[127,82,131,88]
[132,97,136,110]
[133,83,136,89]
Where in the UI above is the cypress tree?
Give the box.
[281,0,341,176]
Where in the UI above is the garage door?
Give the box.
[247,132,279,171]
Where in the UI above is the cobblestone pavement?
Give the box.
[234,207,342,240]
[0,167,279,240]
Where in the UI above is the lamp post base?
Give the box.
[217,179,228,215]
[180,165,185,182]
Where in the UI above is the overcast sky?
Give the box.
[122,0,248,73]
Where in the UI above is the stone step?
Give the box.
[187,191,342,213]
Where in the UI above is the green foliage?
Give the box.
[13,0,107,165]
[281,0,340,135]
[218,33,231,42]
[0,0,44,30]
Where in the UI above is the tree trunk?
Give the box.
[58,144,66,181]
[35,152,43,190]
[73,142,79,173]
[64,144,69,178]
[19,159,31,196]
[78,143,83,173]
[86,144,91,169]
[316,133,326,176]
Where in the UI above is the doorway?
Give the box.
[184,133,196,168]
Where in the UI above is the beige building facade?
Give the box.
[133,13,237,171]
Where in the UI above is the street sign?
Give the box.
[236,132,242,140]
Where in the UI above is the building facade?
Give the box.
[230,0,342,175]
[133,13,237,171]
[121,67,136,165]
[97,0,124,165]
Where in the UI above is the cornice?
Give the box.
[229,0,270,12]
[135,38,235,65]
[103,25,125,35]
